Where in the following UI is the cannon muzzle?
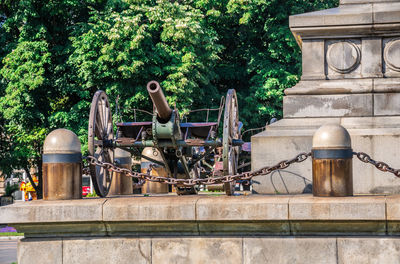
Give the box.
[147,81,172,122]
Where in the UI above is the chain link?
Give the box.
[83,152,312,187]
[353,151,400,177]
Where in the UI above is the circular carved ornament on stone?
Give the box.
[326,41,361,74]
[384,38,400,72]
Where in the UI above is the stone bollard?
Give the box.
[312,124,353,197]
[109,148,133,195]
[141,147,169,194]
[43,129,82,200]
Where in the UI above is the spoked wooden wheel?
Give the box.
[88,90,114,197]
[223,89,239,196]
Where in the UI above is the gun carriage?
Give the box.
[88,81,243,197]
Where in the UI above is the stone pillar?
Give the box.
[252,0,400,195]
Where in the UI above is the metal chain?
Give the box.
[353,151,400,177]
[82,152,312,187]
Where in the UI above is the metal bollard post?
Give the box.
[312,124,353,197]
[141,147,169,194]
[42,129,82,200]
[109,148,133,195]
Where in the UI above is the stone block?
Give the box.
[243,237,337,264]
[18,238,62,264]
[361,38,383,78]
[289,4,372,28]
[301,40,325,80]
[197,196,290,235]
[385,195,400,234]
[0,198,104,224]
[374,2,400,24]
[341,0,399,4]
[63,237,151,264]
[152,237,242,264]
[196,196,289,221]
[374,78,400,92]
[326,39,361,79]
[289,195,386,234]
[283,94,373,118]
[285,79,373,95]
[289,195,386,220]
[338,238,400,264]
[103,196,197,221]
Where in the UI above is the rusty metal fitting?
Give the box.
[141,147,169,194]
[43,129,82,200]
[109,148,133,195]
[312,124,353,197]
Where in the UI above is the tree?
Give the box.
[0,0,338,198]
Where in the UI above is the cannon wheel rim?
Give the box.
[88,90,114,197]
[222,89,239,196]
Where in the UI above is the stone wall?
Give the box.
[2,195,400,264]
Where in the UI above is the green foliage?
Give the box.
[5,182,18,196]
[0,0,338,190]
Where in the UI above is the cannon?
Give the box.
[87,81,243,197]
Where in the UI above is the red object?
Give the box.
[82,186,90,196]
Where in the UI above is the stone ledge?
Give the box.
[2,194,400,236]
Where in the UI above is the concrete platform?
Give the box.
[3,194,400,263]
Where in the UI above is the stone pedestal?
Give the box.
[252,0,400,194]
[2,195,400,263]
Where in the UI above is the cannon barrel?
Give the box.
[147,81,173,122]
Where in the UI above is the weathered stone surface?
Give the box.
[386,195,400,220]
[289,4,373,28]
[374,93,400,116]
[243,237,337,264]
[362,38,383,78]
[338,238,400,264]
[197,196,289,221]
[63,237,151,264]
[152,237,242,264]
[103,195,197,221]
[301,40,325,80]
[283,94,373,118]
[289,195,386,234]
[374,2,400,24]
[18,238,62,264]
[341,0,400,4]
[289,195,386,220]
[0,198,104,223]
[197,196,290,235]
[285,79,373,95]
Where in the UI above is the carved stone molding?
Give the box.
[384,38,400,72]
[327,41,361,74]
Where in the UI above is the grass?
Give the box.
[0,232,23,236]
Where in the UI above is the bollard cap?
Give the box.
[114,148,132,165]
[115,148,131,158]
[312,124,351,149]
[141,147,163,163]
[43,128,81,154]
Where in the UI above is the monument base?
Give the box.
[2,195,400,264]
[251,116,400,194]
